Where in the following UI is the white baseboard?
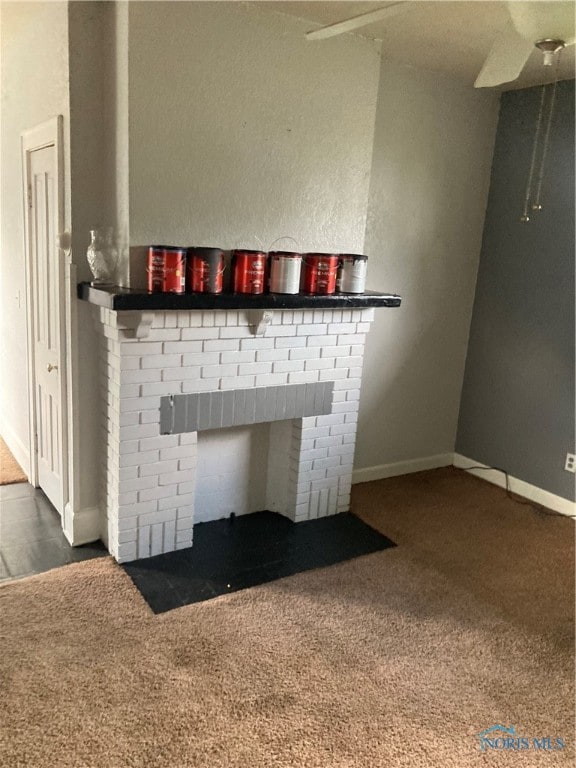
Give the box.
[63,503,101,546]
[454,454,576,518]
[352,453,454,485]
[0,417,30,479]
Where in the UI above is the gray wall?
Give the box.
[457,80,575,502]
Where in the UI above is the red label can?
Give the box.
[232,250,268,294]
[147,246,165,293]
[186,248,224,293]
[302,253,339,295]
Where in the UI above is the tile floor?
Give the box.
[123,510,396,614]
[0,483,107,582]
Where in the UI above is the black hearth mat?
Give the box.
[122,511,396,614]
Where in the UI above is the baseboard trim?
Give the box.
[0,418,30,479]
[352,453,454,485]
[453,454,576,518]
[63,503,101,546]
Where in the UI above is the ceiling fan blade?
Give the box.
[306,2,410,41]
[474,21,534,88]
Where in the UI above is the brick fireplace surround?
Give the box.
[84,290,399,564]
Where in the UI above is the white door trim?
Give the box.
[21,116,68,506]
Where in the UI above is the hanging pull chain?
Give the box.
[532,53,561,212]
[520,85,547,222]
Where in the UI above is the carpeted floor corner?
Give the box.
[0,468,573,767]
[0,437,27,485]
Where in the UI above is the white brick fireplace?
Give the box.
[95,307,375,562]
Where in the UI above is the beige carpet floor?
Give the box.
[0,468,573,767]
[0,437,27,485]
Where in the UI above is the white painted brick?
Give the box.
[117,542,137,562]
[335,356,363,368]
[272,359,306,373]
[311,477,337,492]
[162,366,201,381]
[238,362,272,376]
[141,354,181,369]
[329,423,357,436]
[120,396,159,412]
[182,352,220,366]
[119,383,141,399]
[159,469,196,486]
[118,492,138,505]
[180,433,198,445]
[218,326,251,339]
[328,443,355,458]
[146,329,181,342]
[120,368,160,385]
[321,345,350,358]
[120,475,159,493]
[163,341,203,354]
[178,457,196,470]
[158,491,194,511]
[136,507,177,527]
[140,435,178,451]
[306,334,338,347]
[281,311,294,325]
[164,314,178,329]
[160,445,193,460]
[333,377,362,391]
[120,449,159,468]
[275,336,306,349]
[337,333,366,345]
[122,342,162,356]
[328,323,356,335]
[181,327,219,341]
[287,370,319,385]
[177,481,196,495]
[118,440,139,455]
[289,347,321,360]
[295,324,328,336]
[346,389,361,401]
[240,337,275,350]
[313,456,341,470]
[220,375,256,390]
[319,368,349,381]
[182,379,217,393]
[188,313,204,327]
[204,339,244,352]
[201,312,215,327]
[118,500,158,517]
[116,515,137,531]
[356,322,372,332]
[119,466,139,481]
[225,312,240,326]
[202,363,238,378]
[140,410,160,424]
[332,401,359,414]
[344,412,359,424]
[350,345,364,356]
[256,348,289,362]
[176,517,194,531]
[141,381,180,396]
[315,435,343,449]
[139,484,178,502]
[120,357,141,371]
[348,367,363,378]
[177,312,191,328]
[255,372,287,386]
[140,459,178,477]
[221,350,256,364]
[305,358,335,371]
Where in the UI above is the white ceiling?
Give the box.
[258,1,576,90]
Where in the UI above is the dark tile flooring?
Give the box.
[123,510,396,614]
[0,483,107,582]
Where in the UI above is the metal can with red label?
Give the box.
[186,247,225,294]
[147,246,186,293]
[302,253,339,295]
[232,250,268,294]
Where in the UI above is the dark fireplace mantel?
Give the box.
[78,283,402,311]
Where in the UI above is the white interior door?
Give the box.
[28,143,66,514]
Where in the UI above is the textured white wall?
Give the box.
[127,1,381,253]
[0,2,71,472]
[357,59,499,472]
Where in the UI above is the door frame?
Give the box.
[21,116,68,508]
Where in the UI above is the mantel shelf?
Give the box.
[78,283,402,311]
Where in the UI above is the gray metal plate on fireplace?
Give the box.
[160,381,334,434]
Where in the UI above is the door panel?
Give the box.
[29,145,65,514]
